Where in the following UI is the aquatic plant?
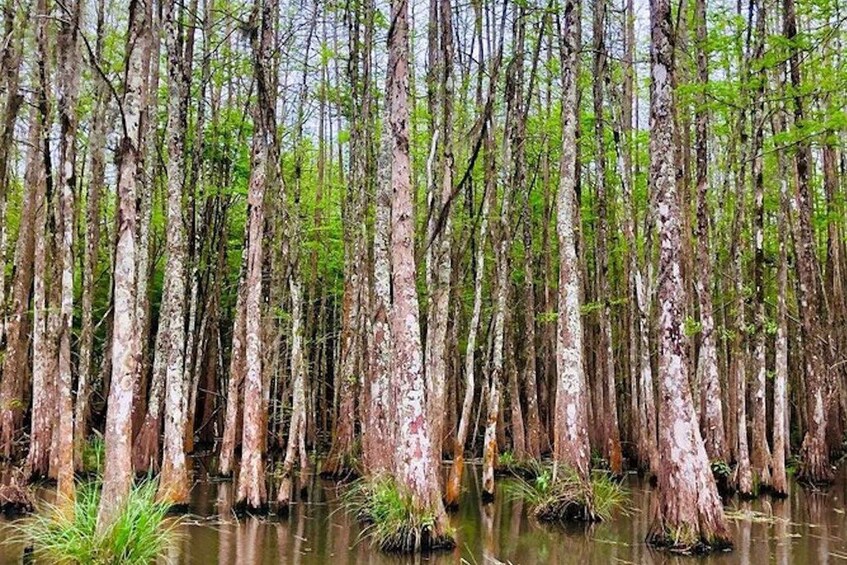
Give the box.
[505,464,627,523]
[342,475,455,553]
[13,478,179,564]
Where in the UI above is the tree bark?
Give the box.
[552,0,590,481]
[784,0,833,486]
[98,0,148,532]
[592,0,622,476]
[646,0,731,551]
[693,0,727,465]
[75,0,108,471]
[235,0,274,513]
[158,0,192,506]
[54,0,83,502]
[387,0,451,545]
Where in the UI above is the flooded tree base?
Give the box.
[232,500,270,516]
[376,527,456,554]
[646,527,733,555]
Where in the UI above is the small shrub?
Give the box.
[710,460,731,479]
[342,475,454,553]
[12,478,179,564]
[505,465,627,523]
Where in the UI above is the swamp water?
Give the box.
[2,462,847,564]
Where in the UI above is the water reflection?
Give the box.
[3,463,847,563]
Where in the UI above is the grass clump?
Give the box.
[81,435,106,476]
[13,478,179,564]
[495,451,536,479]
[342,475,455,553]
[505,464,627,523]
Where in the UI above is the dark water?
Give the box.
[3,462,847,564]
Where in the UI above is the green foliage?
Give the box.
[505,465,627,523]
[786,456,802,477]
[590,449,610,471]
[496,451,537,479]
[81,435,106,475]
[13,479,179,565]
[683,316,703,337]
[710,460,732,479]
[342,475,454,553]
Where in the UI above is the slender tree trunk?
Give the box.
[424,0,455,463]
[0,0,25,382]
[54,0,83,502]
[97,0,148,532]
[784,0,832,486]
[28,0,57,479]
[131,0,162,467]
[693,0,727,465]
[553,0,590,481]
[364,90,394,476]
[235,0,272,513]
[323,6,368,478]
[770,105,792,497]
[592,0,622,476]
[388,0,452,546]
[218,248,247,477]
[75,0,108,471]
[748,0,771,490]
[131,0,160,440]
[158,0,192,506]
[645,0,731,550]
[0,110,39,460]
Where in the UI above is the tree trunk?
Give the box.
[75,0,108,471]
[645,0,731,551]
[552,0,590,481]
[784,0,832,486]
[748,0,771,490]
[424,0,455,465]
[54,0,83,502]
[770,104,792,497]
[364,91,394,476]
[693,0,727,465]
[97,0,148,532]
[592,0,622,476]
[388,0,451,546]
[218,247,247,477]
[0,109,39,460]
[235,0,273,512]
[158,0,192,506]
[28,0,56,480]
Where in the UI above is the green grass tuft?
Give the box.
[496,451,537,479]
[505,464,627,523]
[341,475,454,553]
[11,478,180,564]
[81,436,106,476]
